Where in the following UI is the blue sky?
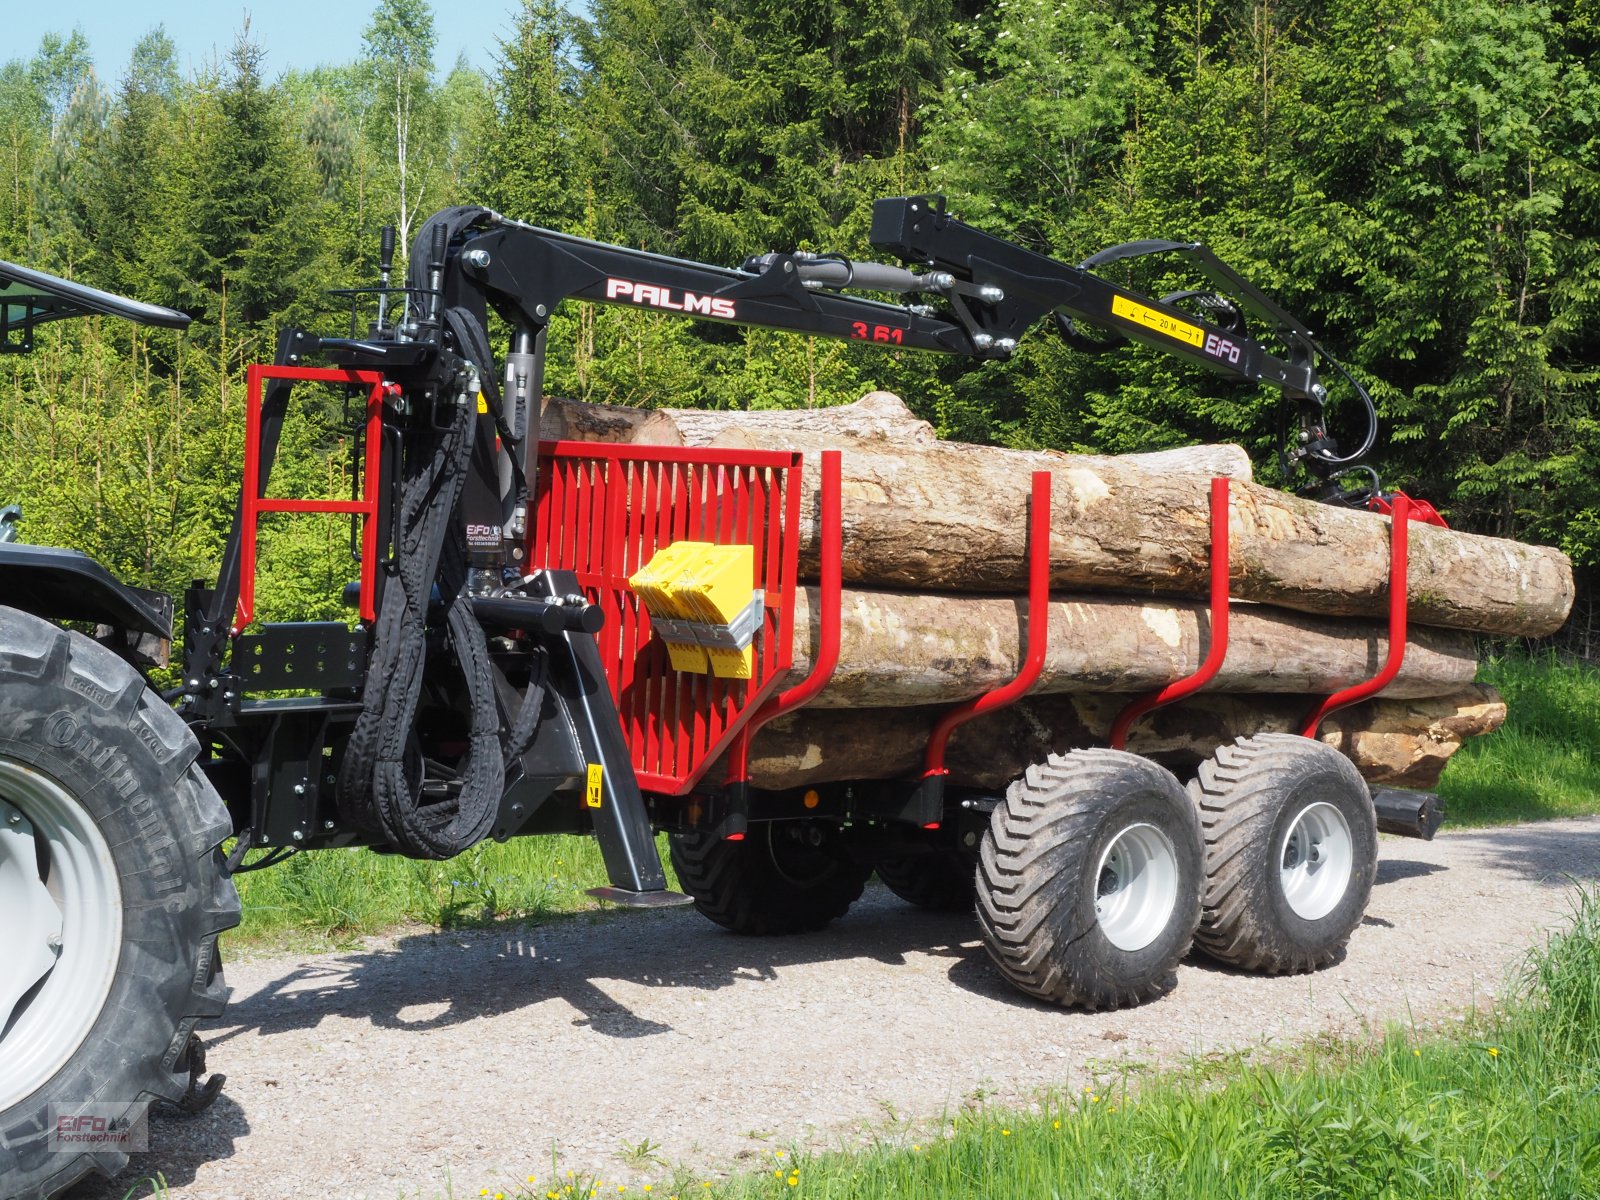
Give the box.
[4,1,532,81]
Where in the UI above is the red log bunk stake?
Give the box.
[915,469,1053,823]
[236,365,388,632]
[1108,476,1232,751]
[1301,493,1412,738]
[722,449,845,796]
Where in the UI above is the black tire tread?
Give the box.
[0,608,241,1200]
[1190,732,1375,974]
[876,852,975,912]
[670,828,868,936]
[976,748,1202,1011]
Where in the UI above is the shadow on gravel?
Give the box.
[65,1094,248,1200]
[207,889,990,1045]
[1376,858,1448,884]
[1469,823,1600,886]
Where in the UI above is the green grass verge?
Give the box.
[466,888,1600,1200]
[231,833,656,950]
[1439,652,1600,825]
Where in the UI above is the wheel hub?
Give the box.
[0,762,124,1112]
[0,802,64,1030]
[1093,822,1180,953]
[1278,801,1354,921]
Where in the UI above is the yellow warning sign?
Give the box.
[1111,294,1204,348]
[476,392,489,414]
[585,763,604,808]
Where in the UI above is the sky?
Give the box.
[3,0,528,81]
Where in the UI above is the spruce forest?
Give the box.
[2,0,1597,643]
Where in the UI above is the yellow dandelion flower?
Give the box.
[1052,1121,1061,1129]
[775,1151,784,1159]
[1488,1047,1500,1057]
[529,1178,537,1185]
[1091,1094,1100,1103]
[481,1190,490,1197]
[620,1187,627,1194]
[773,1170,782,1179]
[1001,1129,1011,1137]
[786,1180,798,1189]
[912,1145,920,1152]
[1413,1049,1421,1058]
[496,1193,505,1200]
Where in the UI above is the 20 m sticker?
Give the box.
[1111,294,1204,348]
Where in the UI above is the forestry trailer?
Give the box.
[0,197,1440,1197]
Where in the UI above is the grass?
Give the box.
[1438,652,1600,825]
[464,888,1600,1200]
[231,833,657,950]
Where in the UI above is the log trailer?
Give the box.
[0,197,1441,1197]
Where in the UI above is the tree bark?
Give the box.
[539,396,653,443]
[783,588,1478,708]
[636,390,937,447]
[728,685,1503,793]
[714,436,1570,637]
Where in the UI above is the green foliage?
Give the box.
[1438,652,1600,824]
[1,0,1599,622]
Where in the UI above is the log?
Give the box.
[543,389,1255,479]
[728,686,1504,793]
[784,589,1478,707]
[539,396,652,443]
[635,390,937,447]
[703,434,1570,637]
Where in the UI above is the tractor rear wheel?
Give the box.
[0,607,240,1200]
[876,851,975,912]
[1190,733,1378,973]
[977,749,1202,1009]
[669,821,870,935]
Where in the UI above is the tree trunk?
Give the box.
[635,390,937,447]
[714,435,1570,637]
[539,396,652,443]
[728,686,1503,793]
[784,588,1477,708]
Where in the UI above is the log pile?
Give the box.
[543,391,1572,791]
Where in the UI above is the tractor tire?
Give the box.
[876,852,975,912]
[977,749,1202,1010]
[0,607,240,1200]
[1190,733,1377,974]
[669,822,870,935]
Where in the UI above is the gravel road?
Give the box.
[78,817,1600,1200]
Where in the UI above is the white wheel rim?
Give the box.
[1094,822,1180,953]
[0,759,123,1111]
[1278,801,1353,921]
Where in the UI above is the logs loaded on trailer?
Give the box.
[548,389,1568,795]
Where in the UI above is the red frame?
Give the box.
[1302,493,1412,737]
[723,450,845,785]
[235,365,386,632]
[532,440,804,795]
[920,470,1053,778]
[1108,477,1233,750]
